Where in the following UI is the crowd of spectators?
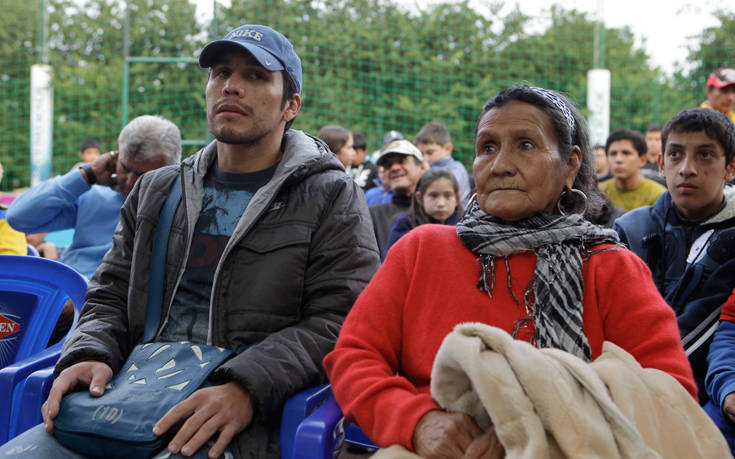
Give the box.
[1,22,735,458]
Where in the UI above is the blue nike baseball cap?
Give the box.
[199,24,302,95]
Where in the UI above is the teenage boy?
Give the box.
[0,24,380,458]
[641,125,666,186]
[615,108,735,405]
[414,122,471,206]
[598,128,666,211]
[370,139,426,255]
[701,68,735,123]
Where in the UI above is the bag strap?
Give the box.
[143,173,182,342]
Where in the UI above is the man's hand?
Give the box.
[412,410,484,459]
[463,426,505,459]
[81,151,118,187]
[723,392,735,423]
[153,381,253,458]
[42,360,113,432]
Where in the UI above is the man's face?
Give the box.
[115,150,166,199]
[706,85,735,115]
[660,130,735,220]
[417,142,452,163]
[379,153,424,195]
[206,50,297,145]
[607,139,645,181]
[645,130,661,163]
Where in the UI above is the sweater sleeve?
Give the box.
[706,320,735,410]
[324,232,441,451]
[590,247,697,399]
[6,170,89,233]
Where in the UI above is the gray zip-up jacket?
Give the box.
[55,130,381,458]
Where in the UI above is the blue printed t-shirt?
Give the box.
[159,162,277,343]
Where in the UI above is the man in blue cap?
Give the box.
[1,25,379,458]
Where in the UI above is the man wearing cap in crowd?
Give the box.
[1,24,380,458]
[701,68,735,123]
[364,130,405,206]
[369,139,428,254]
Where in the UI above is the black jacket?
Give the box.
[56,130,381,458]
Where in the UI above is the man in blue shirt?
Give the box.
[7,115,181,279]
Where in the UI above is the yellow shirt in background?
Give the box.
[599,177,667,212]
[700,101,735,123]
[0,204,26,255]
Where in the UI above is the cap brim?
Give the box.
[377,151,412,167]
[199,40,286,72]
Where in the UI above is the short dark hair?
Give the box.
[662,108,735,164]
[605,129,647,157]
[352,132,367,151]
[80,138,100,152]
[317,125,351,154]
[415,122,451,146]
[646,125,662,133]
[282,71,298,131]
[476,85,605,221]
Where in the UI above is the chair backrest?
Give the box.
[25,244,39,257]
[0,256,87,368]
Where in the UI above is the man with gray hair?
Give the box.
[7,115,181,278]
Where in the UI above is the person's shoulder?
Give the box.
[640,177,666,194]
[408,223,460,245]
[614,204,657,230]
[598,178,614,191]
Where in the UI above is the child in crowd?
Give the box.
[614,108,735,405]
[414,122,471,207]
[71,138,101,171]
[317,125,356,170]
[382,168,461,259]
[598,129,666,211]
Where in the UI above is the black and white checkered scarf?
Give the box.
[456,203,619,361]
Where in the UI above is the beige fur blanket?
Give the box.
[374,322,730,458]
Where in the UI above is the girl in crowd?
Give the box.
[382,168,462,259]
[317,125,356,170]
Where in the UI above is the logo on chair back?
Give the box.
[0,314,20,338]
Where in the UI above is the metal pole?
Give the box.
[36,0,49,64]
[121,0,130,129]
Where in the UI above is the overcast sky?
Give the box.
[194,0,727,75]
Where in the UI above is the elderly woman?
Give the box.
[324,86,696,457]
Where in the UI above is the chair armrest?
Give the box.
[280,384,333,459]
[292,392,345,459]
[13,366,55,439]
[0,343,61,443]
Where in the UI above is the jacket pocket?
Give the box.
[223,223,312,331]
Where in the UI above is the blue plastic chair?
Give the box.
[26,244,39,257]
[0,255,87,443]
[290,386,377,458]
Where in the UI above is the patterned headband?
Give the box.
[527,87,576,135]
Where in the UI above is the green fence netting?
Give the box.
[1,0,733,191]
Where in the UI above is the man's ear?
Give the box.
[445,143,453,154]
[282,94,301,123]
[657,151,664,172]
[726,157,735,182]
[565,146,582,188]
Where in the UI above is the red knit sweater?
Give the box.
[324,224,696,451]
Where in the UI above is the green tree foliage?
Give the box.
[1,0,731,190]
[677,10,735,105]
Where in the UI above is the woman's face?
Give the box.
[335,134,356,168]
[473,100,580,221]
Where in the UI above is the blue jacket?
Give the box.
[614,187,735,403]
[7,170,123,279]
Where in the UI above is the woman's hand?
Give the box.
[463,426,505,459]
[412,410,486,458]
